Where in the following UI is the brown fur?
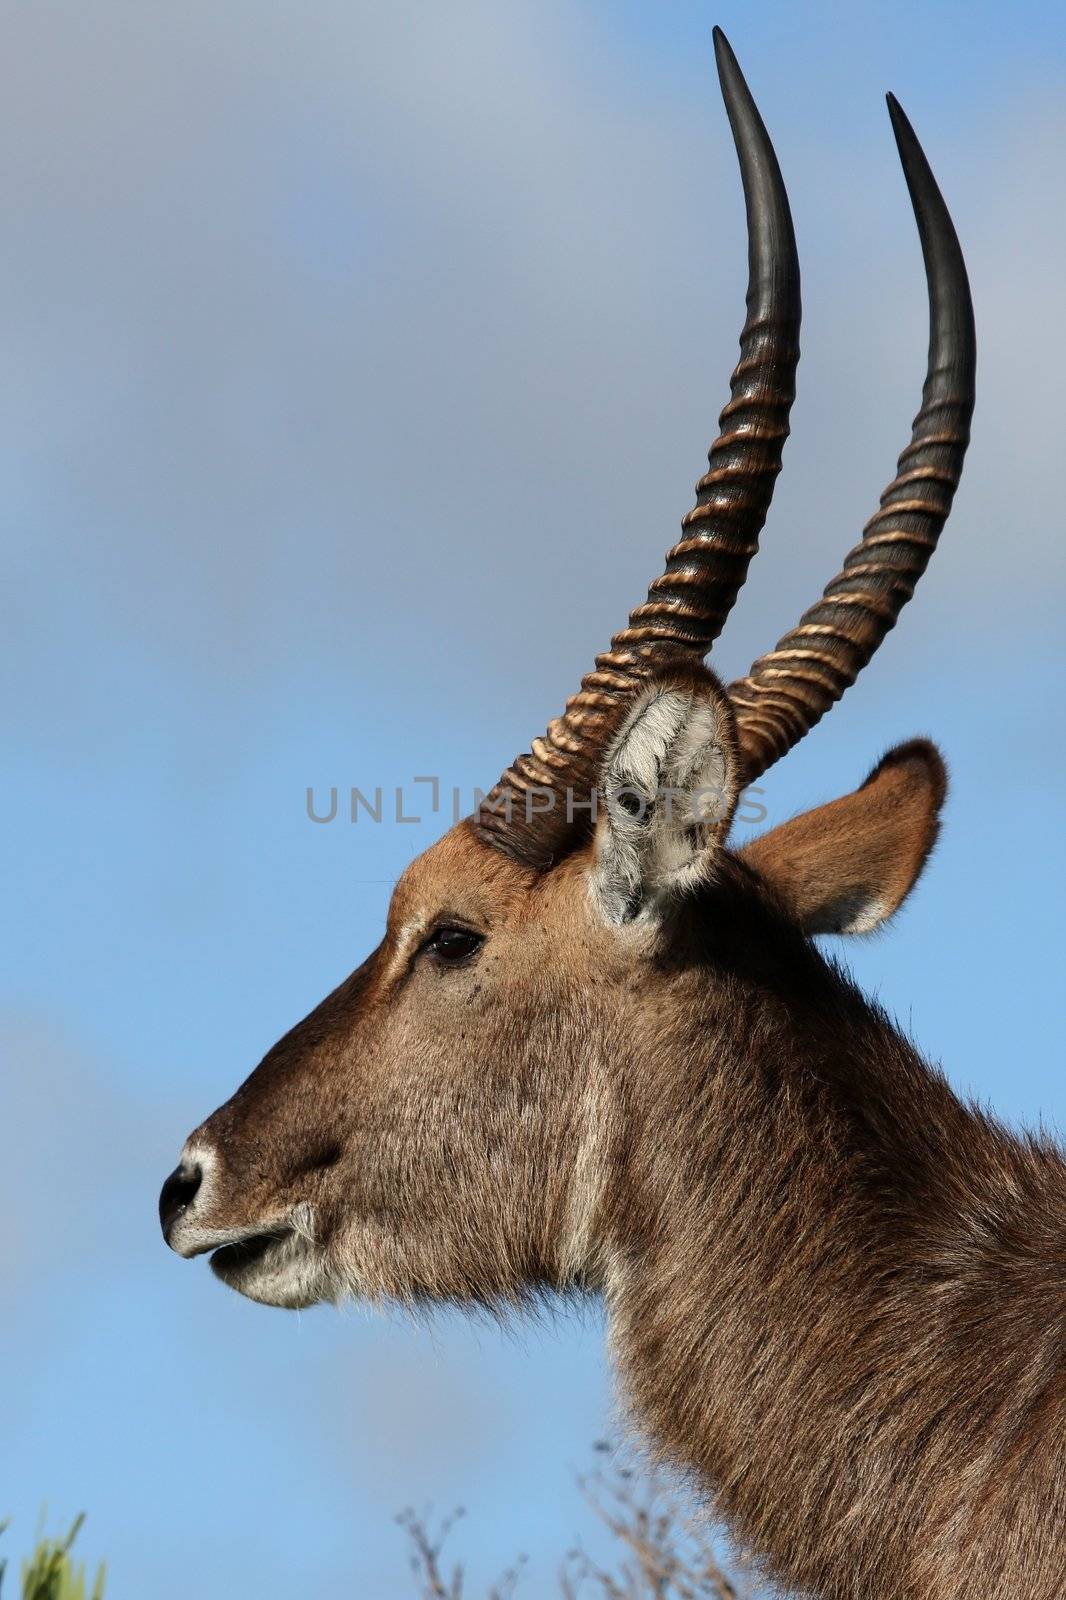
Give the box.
[164,726,1066,1599]
[611,865,1066,1597]
[741,740,947,934]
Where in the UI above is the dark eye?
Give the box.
[422,925,484,966]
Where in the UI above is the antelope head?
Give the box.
[160,31,974,1316]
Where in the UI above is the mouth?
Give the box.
[207,1217,328,1309]
[210,1227,290,1279]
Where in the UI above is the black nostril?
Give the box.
[159,1162,202,1242]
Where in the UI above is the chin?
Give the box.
[209,1227,333,1309]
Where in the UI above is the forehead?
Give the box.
[387,820,542,933]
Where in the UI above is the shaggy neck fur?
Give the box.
[600,864,1066,1600]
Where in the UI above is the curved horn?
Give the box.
[728,95,976,781]
[477,28,801,866]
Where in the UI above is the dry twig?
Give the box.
[397,1444,755,1599]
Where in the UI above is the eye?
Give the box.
[421,924,484,966]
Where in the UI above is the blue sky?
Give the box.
[3,2,1064,1593]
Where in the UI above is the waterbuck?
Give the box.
[159,31,1066,1599]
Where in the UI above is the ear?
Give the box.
[590,666,740,925]
[740,739,947,935]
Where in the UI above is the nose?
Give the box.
[159,1161,202,1245]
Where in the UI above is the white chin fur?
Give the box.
[210,1229,333,1310]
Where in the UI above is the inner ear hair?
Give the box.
[740,739,948,937]
[593,664,741,923]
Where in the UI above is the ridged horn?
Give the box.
[728,95,976,781]
[476,28,801,866]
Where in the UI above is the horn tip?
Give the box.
[885,91,906,128]
[884,92,921,163]
[712,25,739,78]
